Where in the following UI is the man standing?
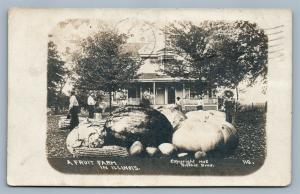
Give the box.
[69,91,79,130]
[225,97,235,123]
[87,92,96,120]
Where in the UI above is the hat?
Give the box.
[224,90,234,98]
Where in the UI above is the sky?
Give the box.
[49,18,284,104]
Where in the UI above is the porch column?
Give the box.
[153,82,156,105]
[183,83,185,98]
[140,85,143,100]
[136,87,138,98]
[165,86,168,104]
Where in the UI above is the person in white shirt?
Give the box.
[198,97,204,110]
[175,97,183,112]
[69,91,79,130]
[87,92,96,119]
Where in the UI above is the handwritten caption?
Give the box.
[66,159,140,171]
[170,159,215,168]
[65,158,254,171]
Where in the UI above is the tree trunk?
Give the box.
[54,106,59,114]
[233,85,239,125]
[208,88,212,98]
[235,85,239,101]
[109,91,112,115]
[54,95,59,114]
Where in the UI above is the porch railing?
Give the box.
[127,97,218,110]
[183,98,218,111]
[127,97,141,105]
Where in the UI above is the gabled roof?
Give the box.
[123,43,180,82]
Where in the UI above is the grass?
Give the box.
[46,108,266,160]
[46,115,72,158]
[227,108,266,159]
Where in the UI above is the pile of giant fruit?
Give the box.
[66,106,238,158]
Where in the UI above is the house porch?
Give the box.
[126,81,218,111]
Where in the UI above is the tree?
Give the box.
[163,21,268,100]
[74,30,141,113]
[47,41,68,112]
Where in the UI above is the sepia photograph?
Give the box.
[7,9,292,186]
[47,17,270,175]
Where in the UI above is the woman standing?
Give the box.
[69,91,80,130]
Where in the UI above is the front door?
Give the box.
[156,87,165,105]
[168,87,175,104]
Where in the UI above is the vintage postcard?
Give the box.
[7,9,292,186]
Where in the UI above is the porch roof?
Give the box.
[134,73,194,82]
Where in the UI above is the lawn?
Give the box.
[46,108,266,160]
[226,109,266,159]
[46,115,72,158]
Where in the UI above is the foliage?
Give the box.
[47,41,68,110]
[73,30,142,111]
[163,21,268,94]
